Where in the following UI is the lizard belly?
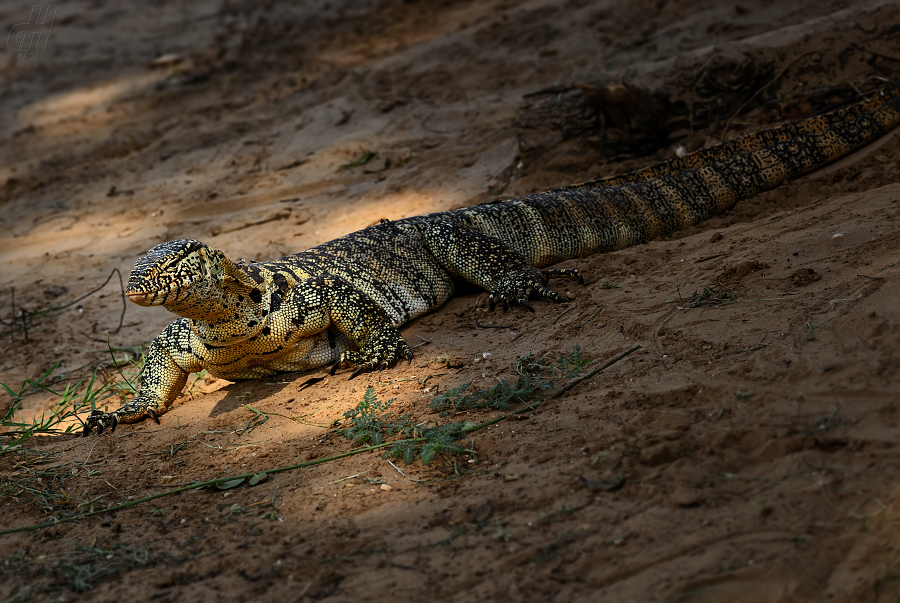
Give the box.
[195,329,353,380]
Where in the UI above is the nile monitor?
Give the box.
[82,89,900,434]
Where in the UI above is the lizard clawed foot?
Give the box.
[81,409,119,436]
[542,268,584,285]
[79,402,162,436]
[488,266,581,312]
[329,328,413,380]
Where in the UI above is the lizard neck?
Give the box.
[163,266,270,347]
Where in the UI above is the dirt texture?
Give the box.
[2,0,900,601]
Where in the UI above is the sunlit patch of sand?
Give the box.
[16,70,169,132]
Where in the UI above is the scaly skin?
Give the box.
[82,89,900,434]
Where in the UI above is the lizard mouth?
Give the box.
[126,274,202,306]
[126,289,160,306]
[126,285,183,306]
[126,290,151,303]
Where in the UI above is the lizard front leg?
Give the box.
[283,275,412,379]
[82,319,202,435]
[424,220,583,311]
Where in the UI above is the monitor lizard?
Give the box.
[81,88,900,434]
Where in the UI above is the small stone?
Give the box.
[669,486,703,507]
[380,484,393,491]
[639,442,677,467]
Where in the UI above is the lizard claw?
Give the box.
[487,265,583,312]
[542,268,584,285]
[81,409,115,436]
[333,326,413,379]
[146,408,160,425]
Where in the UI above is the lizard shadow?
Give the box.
[206,370,330,422]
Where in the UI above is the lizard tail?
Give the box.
[456,88,900,267]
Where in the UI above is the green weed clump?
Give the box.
[389,423,469,465]
[341,388,414,445]
[341,388,468,464]
[430,346,592,416]
[340,347,594,465]
[1,362,101,456]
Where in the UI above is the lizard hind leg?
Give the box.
[423,220,583,312]
[487,265,582,312]
[287,275,413,380]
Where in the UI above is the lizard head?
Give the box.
[127,239,259,309]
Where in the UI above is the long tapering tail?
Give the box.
[450,88,900,267]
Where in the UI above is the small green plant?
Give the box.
[77,493,105,514]
[431,347,592,416]
[493,519,511,542]
[556,346,593,378]
[387,422,469,465]
[342,150,377,168]
[341,388,413,445]
[340,388,468,465]
[429,380,532,415]
[600,280,621,289]
[339,348,594,465]
[261,508,284,522]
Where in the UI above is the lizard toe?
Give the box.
[491,266,568,312]
[488,291,510,311]
[542,268,584,285]
[335,331,411,378]
[349,365,370,380]
[146,408,160,425]
[81,409,119,437]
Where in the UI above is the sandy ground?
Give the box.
[2,0,900,601]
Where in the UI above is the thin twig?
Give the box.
[474,317,512,329]
[51,268,128,334]
[1,268,128,340]
[242,404,330,428]
[412,336,432,350]
[549,345,641,399]
[553,305,575,325]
